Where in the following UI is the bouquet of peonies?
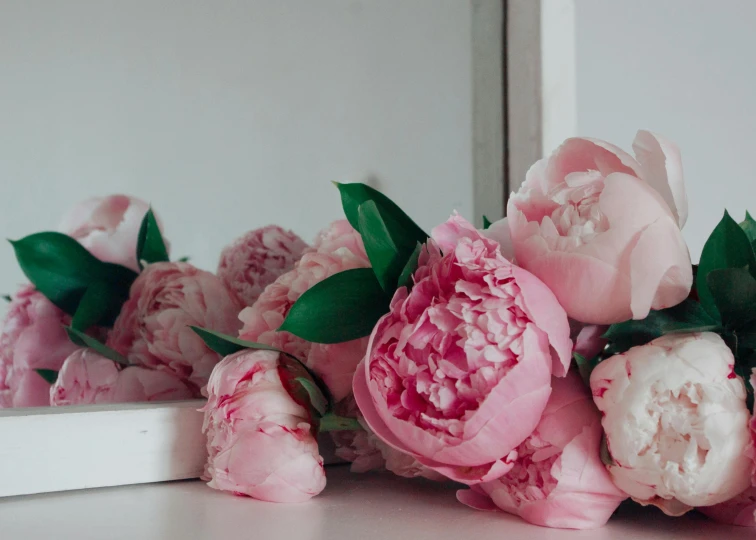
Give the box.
[2,129,755,531]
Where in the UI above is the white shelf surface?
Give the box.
[0,465,752,539]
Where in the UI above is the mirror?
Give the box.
[0,0,501,409]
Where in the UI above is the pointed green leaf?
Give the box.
[2,294,10,303]
[71,280,125,330]
[9,232,137,318]
[707,267,756,330]
[697,211,756,319]
[176,256,190,263]
[136,208,169,268]
[482,215,492,230]
[36,369,59,385]
[65,326,129,366]
[10,232,104,314]
[335,182,428,249]
[397,242,422,289]
[280,268,391,343]
[190,326,286,357]
[358,200,403,291]
[740,211,756,244]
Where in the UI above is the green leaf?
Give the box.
[603,298,720,354]
[707,267,756,330]
[318,413,363,432]
[358,200,403,291]
[335,182,428,252]
[10,232,105,314]
[740,211,756,244]
[9,232,137,320]
[294,377,328,416]
[2,294,10,303]
[176,256,190,263]
[136,208,169,268]
[397,243,422,289]
[190,326,286,357]
[36,369,58,385]
[482,215,492,230]
[65,326,129,366]
[280,268,391,344]
[697,211,756,319]
[71,281,124,330]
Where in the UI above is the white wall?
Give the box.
[0,0,474,295]
[576,0,756,260]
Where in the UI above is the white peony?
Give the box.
[590,332,752,515]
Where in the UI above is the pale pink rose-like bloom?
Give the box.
[58,194,166,272]
[238,220,370,401]
[499,130,692,324]
[0,285,79,408]
[591,333,753,515]
[50,348,192,406]
[353,215,572,485]
[217,225,308,307]
[457,371,627,530]
[107,262,243,393]
[202,349,326,503]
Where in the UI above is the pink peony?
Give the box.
[107,262,243,393]
[58,194,166,272]
[353,215,572,484]
[217,225,308,307]
[202,349,326,503]
[501,131,692,324]
[238,220,370,401]
[50,348,192,406]
[457,371,627,529]
[0,285,79,407]
[591,333,753,515]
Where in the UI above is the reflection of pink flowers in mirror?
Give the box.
[59,194,167,272]
[217,225,308,307]
[50,348,192,406]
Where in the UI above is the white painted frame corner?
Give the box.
[505,0,577,195]
[0,401,206,498]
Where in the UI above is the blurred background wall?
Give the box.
[0,0,476,295]
[576,0,756,260]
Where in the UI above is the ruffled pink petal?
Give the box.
[632,130,688,228]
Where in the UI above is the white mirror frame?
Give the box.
[0,0,575,498]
